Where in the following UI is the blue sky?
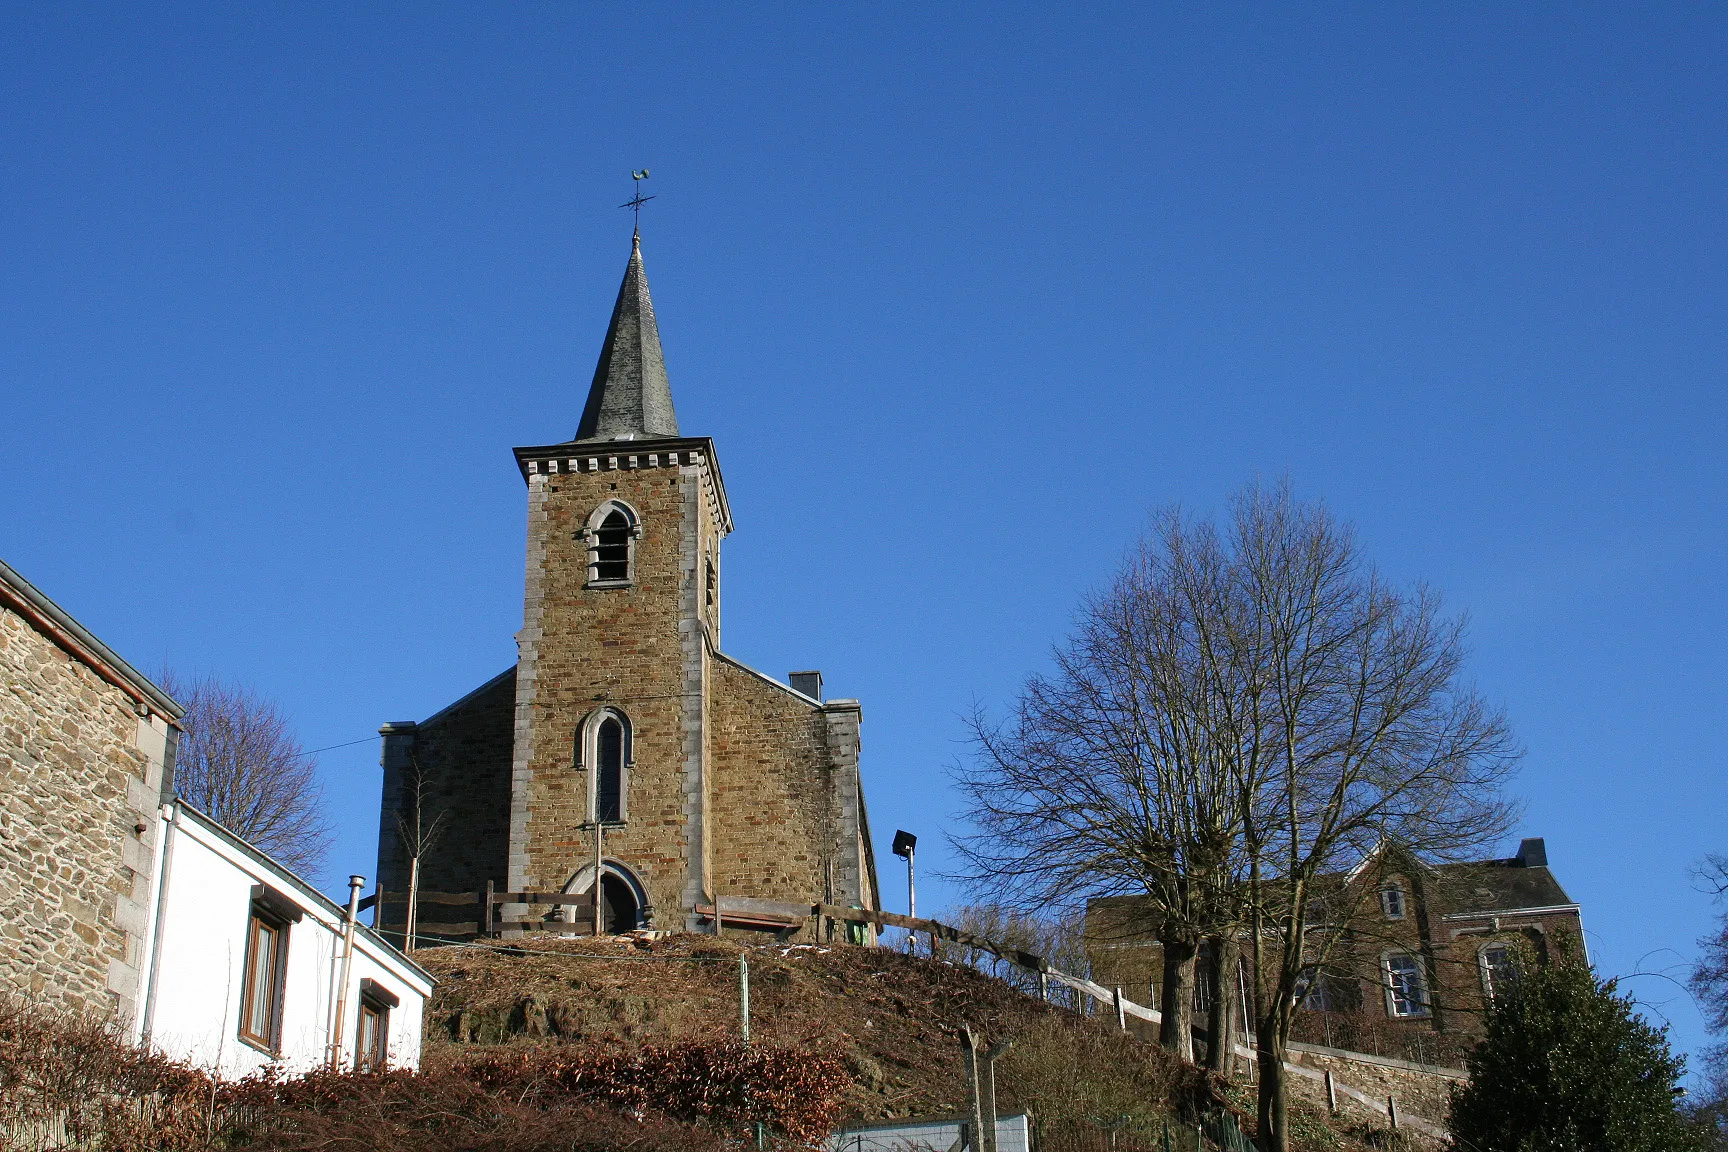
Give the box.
[4,4,1725,1067]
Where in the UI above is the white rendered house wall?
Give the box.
[134,803,433,1079]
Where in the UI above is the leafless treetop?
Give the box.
[159,671,333,876]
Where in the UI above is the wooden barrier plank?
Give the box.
[371,891,481,906]
[716,895,814,920]
[490,892,596,907]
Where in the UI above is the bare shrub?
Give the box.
[0,998,212,1152]
[221,1066,743,1152]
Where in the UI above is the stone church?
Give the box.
[373,233,880,936]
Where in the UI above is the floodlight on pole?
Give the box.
[891,830,917,920]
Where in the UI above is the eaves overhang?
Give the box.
[0,557,184,723]
[1440,903,1582,922]
[512,434,733,536]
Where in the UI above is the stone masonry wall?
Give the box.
[374,667,516,918]
[708,658,832,915]
[1283,1046,1464,1137]
[512,460,705,923]
[0,606,164,1021]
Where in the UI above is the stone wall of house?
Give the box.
[708,659,833,915]
[0,605,166,1021]
[374,667,516,921]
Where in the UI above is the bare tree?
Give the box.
[1226,485,1520,1151]
[951,483,1520,1152]
[947,904,1094,1009]
[160,671,334,875]
[951,502,1255,1061]
[396,753,451,950]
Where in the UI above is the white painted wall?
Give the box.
[829,1114,1031,1152]
[134,803,433,1079]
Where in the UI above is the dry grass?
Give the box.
[416,932,1392,1152]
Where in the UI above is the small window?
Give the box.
[594,511,631,581]
[1481,942,1518,1004]
[356,1001,388,1070]
[1380,884,1406,920]
[1295,965,1334,1011]
[1384,953,1429,1018]
[238,909,289,1051]
[705,558,715,608]
[1193,967,1213,1014]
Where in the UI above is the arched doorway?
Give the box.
[599,873,639,934]
[562,862,649,935]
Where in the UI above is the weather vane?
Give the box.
[621,169,654,238]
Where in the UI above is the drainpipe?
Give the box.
[328,875,364,1070]
[139,802,181,1046]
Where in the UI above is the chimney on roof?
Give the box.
[1515,838,1547,868]
[789,671,823,702]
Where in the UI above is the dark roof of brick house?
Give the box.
[575,234,680,443]
[1433,858,1574,915]
[1085,838,1577,929]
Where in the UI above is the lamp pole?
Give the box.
[891,830,918,920]
[907,843,916,919]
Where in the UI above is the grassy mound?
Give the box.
[421,932,1237,1143]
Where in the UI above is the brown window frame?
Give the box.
[238,908,290,1052]
[355,978,399,1072]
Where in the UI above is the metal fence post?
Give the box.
[740,953,751,1044]
[961,1026,985,1152]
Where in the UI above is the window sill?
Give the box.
[237,1032,281,1059]
[585,579,634,590]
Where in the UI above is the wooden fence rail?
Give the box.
[363,882,600,935]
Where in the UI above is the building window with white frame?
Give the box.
[356,978,398,1071]
[1295,965,1335,1012]
[1380,882,1407,920]
[238,886,299,1052]
[583,501,641,587]
[1383,952,1429,1018]
[1480,941,1518,1004]
[579,708,631,824]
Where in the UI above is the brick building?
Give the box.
[1086,838,1585,1047]
[373,234,880,936]
[0,557,182,1021]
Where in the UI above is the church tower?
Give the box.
[375,235,878,937]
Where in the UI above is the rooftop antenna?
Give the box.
[621,169,654,241]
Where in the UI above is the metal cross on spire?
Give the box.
[621,169,654,239]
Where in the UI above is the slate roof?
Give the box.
[1433,859,1574,915]
[575,235,680,443]
[0,556,184,721]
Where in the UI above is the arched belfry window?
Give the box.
[578,708,632,824]
[582,501,641,587]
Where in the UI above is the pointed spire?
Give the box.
[575,234,680,442]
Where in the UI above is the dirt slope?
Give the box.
[414,932,1393,1151]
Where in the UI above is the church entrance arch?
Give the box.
[562,862,649,934]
